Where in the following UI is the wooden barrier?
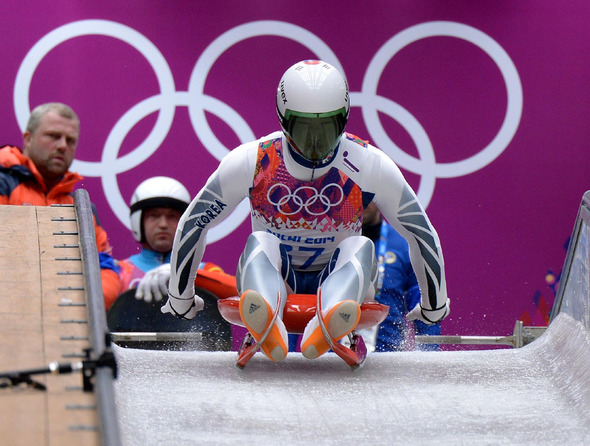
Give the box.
[0,205,100,446]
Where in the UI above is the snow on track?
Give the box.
[114,313,590,445]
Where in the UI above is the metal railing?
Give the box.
[74,189,121,446]
[550,190,590,329]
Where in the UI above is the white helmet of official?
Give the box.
[129,176,191,242]
[276,60,350,164]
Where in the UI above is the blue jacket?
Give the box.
[374,221,440,351]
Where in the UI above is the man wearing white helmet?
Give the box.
[110,176,236,350]
[163,60,450,363]
[116,176,193,298]
[116,176,235,300]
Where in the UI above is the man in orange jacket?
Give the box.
[0,102,120,308]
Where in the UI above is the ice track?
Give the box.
[113,313,590,445]
[114,192,590,445]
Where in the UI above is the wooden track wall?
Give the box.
[0,205,100,446]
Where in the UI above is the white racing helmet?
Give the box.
[276,60,350,164]
[129,176,191,242]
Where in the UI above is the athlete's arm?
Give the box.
[168,144,255,301]
[369,147,449,323]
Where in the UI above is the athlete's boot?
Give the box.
[239,290,288,362]
[300,299,361,359]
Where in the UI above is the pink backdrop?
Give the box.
[2,1,589,343]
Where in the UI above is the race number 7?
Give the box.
[298,246,324,269]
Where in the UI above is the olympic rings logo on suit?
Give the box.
[267,183,345,216]
[12,19,522,244]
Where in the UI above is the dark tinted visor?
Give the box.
[285,108,347,162]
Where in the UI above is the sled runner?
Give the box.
[315,290,368,370]
[235,292,282,368]
[218,293,388,368]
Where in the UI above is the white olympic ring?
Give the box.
[361,21,523,198]
[267,183,344,216]
[13,19,522,241]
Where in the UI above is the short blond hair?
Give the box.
[26,103,80,134]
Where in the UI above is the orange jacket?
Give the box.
[0,145,120,308]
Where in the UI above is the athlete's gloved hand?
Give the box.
[135,263,171,303]
[161,292,204,320]
[406,298,450,324]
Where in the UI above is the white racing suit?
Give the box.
[166,131,449,324]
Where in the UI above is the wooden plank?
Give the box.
[38,206,100,446]
[0,206,46,446]
[0,206,44,370]
[0,205,101,446]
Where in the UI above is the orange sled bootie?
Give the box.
[300,299,361,360]
[239,290,288,362]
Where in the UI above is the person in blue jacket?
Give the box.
[362,203,441,351]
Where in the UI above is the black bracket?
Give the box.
[81,347,118,392]
[0,342,117,393]
[0,374,47,391]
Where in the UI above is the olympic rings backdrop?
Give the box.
[2,1,589,343]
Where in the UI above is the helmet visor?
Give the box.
[284,108,347,162]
